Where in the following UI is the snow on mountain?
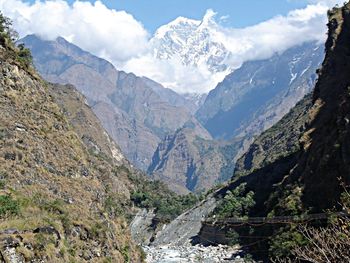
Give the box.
[151,10,231,74]
[123,6,329,94]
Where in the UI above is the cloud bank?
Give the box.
[0,0,149,64]
[0,0,343,93]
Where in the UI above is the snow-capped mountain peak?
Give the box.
[151,9,231,73]
[154,17,200,39]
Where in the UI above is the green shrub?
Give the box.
[121,245,130,263]
[104,195,124,218]
[41,199,65,214]
[0,12,17,42]
[34,233,56,249]
[17,43,33,68]
[0,195,20,217]
[269,227,307,258]
[213,183,255,219]
[0,12,32,69]
[210,184,255,246]
[0,180,5,189]
[90,222,107,239]
[131,189,200,222]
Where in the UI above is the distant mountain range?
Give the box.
[196,41,324,140]
[149,42,324,193]
[22,34,324,194]
[21,35,199,170]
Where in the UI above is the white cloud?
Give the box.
[0,0,338,94]
[123,3,332,93]
[302,0,344,6]
[0,0,149,63]
[220,3,330,64]
[123,54,229,94]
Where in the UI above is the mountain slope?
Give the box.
[233,1,350,214]
[148,42,323,194]
[140,77,200,113]
[0,34,143,262]
[148,120,244,194]
[202,2,350,259]
[196,42,323,140]
[234,93,313,177]
[21,35,195,170]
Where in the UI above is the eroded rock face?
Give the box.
[148,41,324,194]
[0,38,143,262]
[232,1,350,216]
[151,195,218,247]
[21,34,195,170]
[148,121,243,194]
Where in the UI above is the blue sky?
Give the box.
[24,0,310,33]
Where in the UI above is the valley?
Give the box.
[21,32,323,195]
[1,0,350,262]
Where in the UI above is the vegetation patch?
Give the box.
[0,194,20,217]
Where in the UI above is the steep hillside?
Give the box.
[21,35,195,170]
[0,31,144,261]
[205,2,350,259]
[196,42,323,140]
[148,120,243,194]
[233,0,350,215]
[49,84,127,167]
[149,42,323,194]
[234,94,313,177]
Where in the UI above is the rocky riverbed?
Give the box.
[144,244,245,263]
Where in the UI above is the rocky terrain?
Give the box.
[2,1,350,262]
[148,41,323,194]
[136,2,350,261]
[130,192,244,262]
[0,32,144,261]
[21,34,246,194]
[21,35,196,171]
[21,31,327,196]
[196,42,323,140]
[148,121,243,194]
[198,2,350,260]
[143,244,243,263]
[231,0,350,216]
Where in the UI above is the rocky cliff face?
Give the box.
[234,94,313,178]
[0,37,144,261]
[149,42,323,194]
[203,2,350,258]
[233,1,350,215]
[21,35,195,170]
[148,120,244,194]
[23,34,245,194]
[196,42,323,140]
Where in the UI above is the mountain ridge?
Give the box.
[198,3,350,259]
[21,34,199,170]
[196,41,323,140]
